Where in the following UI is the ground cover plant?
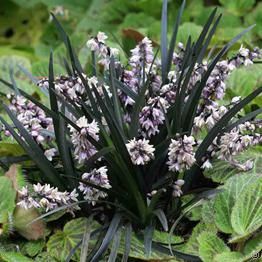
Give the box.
[0,0,261,261]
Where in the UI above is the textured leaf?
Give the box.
[22,239,45,257]
[197,232,230,262]
[230,181,262,241]
[214,251,244,262]
[219,0,255,16]
[214,190,234,234]
[0,252,33,262]
[46,217,98,262]
[243,233,262,261]
[226,64,262,107]
[177,222,216,256]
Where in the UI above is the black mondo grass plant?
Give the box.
[0,0,261,261]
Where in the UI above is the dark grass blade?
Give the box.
[195,86,262,161]
[165,0,186,81]
[152,243,201,262]
[0,113,64,189]
[197,14,222,63]
[17,64,38,84]
[161,0,168,81]
[114,79,138,101]
[223,108,262,133]
[109,56,123,129]
[182,25,256,132]
[62,57,73,76]
[92,213,122,261]
[79,219,92,262]
[108,227,122,262]
[144,224,154,257]
[154,209,168,231]
[175,9,219,130]
[48,53,75,185]
[121,223,132,262]
[169,36,192,133]
[51,13,83,74]
[58,113,76,184]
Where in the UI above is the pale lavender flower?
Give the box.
[17,184,79,213]
[78,166,111,205]
[172,179,185,197]
[139,96,168,137]
[69,116,99,164]
[167,135,196,172]
[126,138,155,165]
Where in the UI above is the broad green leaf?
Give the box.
[34,252,57,262]
[245,3,262,38]
[180,222,217,256]
[218,0,255,16]
[201,200,215,225]
[47,217,98,262]
[177,22,203,44]
[117,230,183,261]
[22,239,45,257]
[0,142,25,157]
[226,64,262,107]
[243,233,262,261]
[0,177,16,224]
[0,252,33,262]
[230,181,262,242]
[197,232,230,262]
[214,190,234,234]
[214,251,244,262]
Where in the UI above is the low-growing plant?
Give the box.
[0,0,261,261]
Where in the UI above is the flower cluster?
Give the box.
[17,183,79,213]
[4,94,56,160]
[126,138,155,165]
[167,135,196,172]
[69,116,100,164]
[172,179,185,197]
[218,121,262,170]
[37,75,111,106]
[78,166,111,205]
[194,102,228,130]
[139,96,168,137]
[87,32,119,68]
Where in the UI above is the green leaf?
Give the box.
[230,181,262,242]
[117,230,183,261]
[181,222,217,256]
[219,0,255,16]
[22,239,45,257]
[0,252,33,262]
[214,190,234,234]
[47,217,88,262]
[243,233,262,261]
[92,213,122,261]
[197,232,230,262]
[34,252,57,262]
[226,64,262,107]
[214,251,244,262]
[0,177,16,224]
